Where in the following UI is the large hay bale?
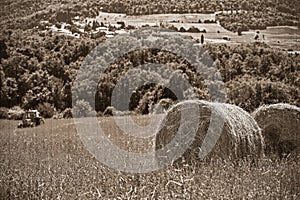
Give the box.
[252,103,300,158]
[155,100,264,165]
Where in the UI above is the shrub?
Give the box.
[179,27,186,32]
[0,107,9,119]
[37,103,55,118]
[187,26,200,33]
[103,106,115,116]
[62,108,73,118]
[8,106,25,120]
[73,100,93,118]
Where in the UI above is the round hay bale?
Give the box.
[155,100,264,165]
[252,103,300,158]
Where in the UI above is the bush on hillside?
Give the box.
[8,106,25,120]
[37,103,55,118]
[0,107,9,119]
[62,108,73,118]
[73,100,93,117]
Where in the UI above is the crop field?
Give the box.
[101,12,299,51]
[97,12,299,50]
[0,118,299,199]
[126,13,215,24]
[167,24,299,51]
[259,26,300,51]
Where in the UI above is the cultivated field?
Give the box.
[126,13,215,24]
[80,11,299,48]
[0,117,299,199]
[113,12,300,51]
[259,26,300,51]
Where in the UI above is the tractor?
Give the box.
[18,110,45,128]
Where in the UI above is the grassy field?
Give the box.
[259,26,300,51]
[166,24,299,51]
[0,118,299,199]
[118,13,300,51]
[126,13,215,24]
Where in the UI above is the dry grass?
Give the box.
[100,114,161,153]
[155,100,264,165]
[0,117,298,199]
[252,103,300,158]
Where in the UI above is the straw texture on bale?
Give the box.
[155,100,264,164]
[252,103,300,158]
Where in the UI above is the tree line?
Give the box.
[1,27,299,118]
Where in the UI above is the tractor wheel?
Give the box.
[36,120,40,126]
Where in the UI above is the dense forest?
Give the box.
[1,0,299,18]
[0,26,299,118]
[217,7,299,32]
[0,0,299,118]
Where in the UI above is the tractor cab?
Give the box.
[18,110,45,128]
